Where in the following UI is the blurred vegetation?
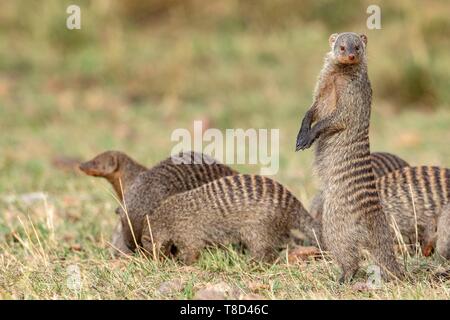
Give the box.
[0,0,449,299]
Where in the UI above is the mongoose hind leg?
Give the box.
[241,229,279,263]
[176,242,203,265]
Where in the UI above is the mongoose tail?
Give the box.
[296,32,403,282]
[79,150,147,201]
[141,174,320,264]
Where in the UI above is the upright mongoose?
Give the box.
[80,151,237,255]
[80,151,148,255]
[295,32,402,282]
[310,152,410,220]
[119,152,237,251]
[140,174,321,264]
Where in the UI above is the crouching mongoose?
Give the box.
[118,151,237,251]
[80,151,236,255]
[140,174,321,264]
[296,32,403,282]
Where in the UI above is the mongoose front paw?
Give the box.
[296,132,313,151]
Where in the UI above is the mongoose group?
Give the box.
[80,32,449,283]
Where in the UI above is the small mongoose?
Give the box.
[376,166,450,256]
[295,32,402,282]
[140,174,321,264]
[310,152,410,220]
[80,151,148,255]
[119,152,237,251]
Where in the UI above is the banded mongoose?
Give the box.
[376,166,450,257]
[295,32,403,282]
[80,151,148,255]
[140,174,321,264]
[310,152,410,220]
[80,151,236,255]
[119,152,237,251]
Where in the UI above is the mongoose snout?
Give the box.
[79,151,119,177]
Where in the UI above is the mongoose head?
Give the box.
[79,151,123,178]
[329,32,367,65]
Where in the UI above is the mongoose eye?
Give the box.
[355,46,360,51]
[340,45,345,51]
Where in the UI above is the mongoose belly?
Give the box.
[310,152,409,220]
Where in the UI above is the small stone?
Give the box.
[194,282,238,300]
[158,279,185,295]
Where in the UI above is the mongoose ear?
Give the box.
[360,34,368,46]
[329,33,339,47]
[105,153,119,174]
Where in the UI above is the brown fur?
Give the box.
[377,166,450,257]
[80,151,236,256]
[118,152,237,251]
[296,32,403,282]
[80,151,148,256]
[436,204,450,259]
[140,174,321,264]
[310,152,410,220]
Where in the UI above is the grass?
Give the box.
[1,0,450,299]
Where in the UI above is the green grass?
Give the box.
[1,0,450,299]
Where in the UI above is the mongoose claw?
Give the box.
[296,131,312,151]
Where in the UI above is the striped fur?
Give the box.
[310,152,409,220]
[141,174,320,264]
[89,151,237,253]
[377,166,450,254]
[296,33,402,281]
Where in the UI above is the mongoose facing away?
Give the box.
[376,166,450,257]
[119,152,237,251]
[296,32,402,282]
[310,152,410,220]
[80,151,148,255]
[141,174,321,264]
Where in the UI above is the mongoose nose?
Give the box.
[348,54,355,60]
[79,162,88,172]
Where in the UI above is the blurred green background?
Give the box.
[0,0,449,200]
[1,0,450,300]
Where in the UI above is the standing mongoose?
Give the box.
[119,152,238,251]
[140,174,321,264]
[80,151,236,255]
[310,152,410,220]
[295,32,403,282]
